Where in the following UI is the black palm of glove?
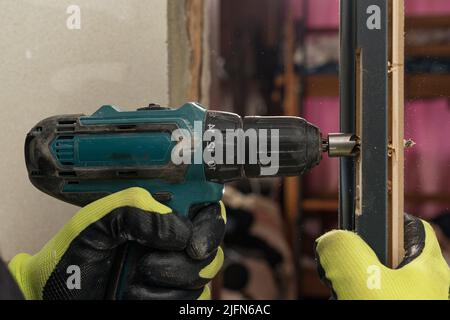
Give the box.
[9,188,226,300]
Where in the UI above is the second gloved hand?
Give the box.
[315,214,450,300]
[8,187,226,300]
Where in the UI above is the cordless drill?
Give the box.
[24,102,358,298]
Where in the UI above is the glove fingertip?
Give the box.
[197,285,211,300]
[187,203,225,260]
[316,229,383,269]
[219,201,227,224]
[198,247,224,280]
[316,230,357,252]
[122,187,172,214]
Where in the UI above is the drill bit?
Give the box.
[323,133,360,157]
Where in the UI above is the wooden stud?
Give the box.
[283,9,301,235]
[387,0,405,268]
[186,0,204,102]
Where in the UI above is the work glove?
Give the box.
[315,214,450,300]
[8,187,226,300]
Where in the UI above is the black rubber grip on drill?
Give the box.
[243,117,323,178]
[203,111,244,183]
[203,112,322,182]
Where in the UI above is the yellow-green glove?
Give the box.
[8,187,226,300]
[315,214,450,300]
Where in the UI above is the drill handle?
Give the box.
[105,243,144,300]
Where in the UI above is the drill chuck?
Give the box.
[323,133,360,157]
[203,112,323,182]
[204,113,359,182]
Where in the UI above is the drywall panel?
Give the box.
[0,0,169,259]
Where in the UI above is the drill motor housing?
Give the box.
[25,103,322,215]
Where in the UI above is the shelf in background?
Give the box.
[304,15,450,34]
[406,15,450,30]
[301,17,450,61]
[302,198,338,212]
[402,16,450,58]
[407,44,450,58]
[306,27,339,34]
[302,193,450,213]
[406,74,450,99]
[405,193,450,205]
[304,74,450,99]
[304,74,339,97]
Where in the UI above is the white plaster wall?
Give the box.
[0,0,169,259]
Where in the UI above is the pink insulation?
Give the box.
[404,99,450,218]
[288,1,450,217]
[302,97,450,218]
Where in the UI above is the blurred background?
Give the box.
[0,0,448,300]
[209,0,450,299]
